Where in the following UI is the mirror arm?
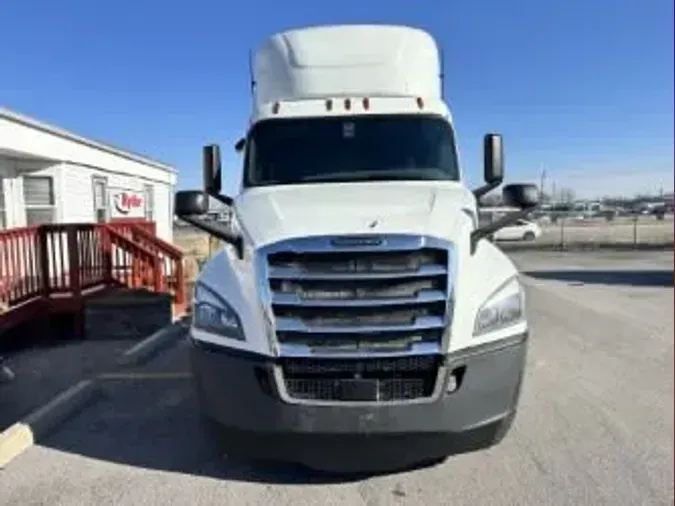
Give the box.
[470,208,534,254]
[473,181,501,200]
[208,192,234,207]
[178,214,244,260]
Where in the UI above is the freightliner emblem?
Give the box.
[330,236,384,248]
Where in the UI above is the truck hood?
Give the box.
[234,181,477,247]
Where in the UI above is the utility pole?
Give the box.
[539,164,547,202]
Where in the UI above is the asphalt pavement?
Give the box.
[0,251,673,506]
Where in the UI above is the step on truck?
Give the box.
[175,24,539,473]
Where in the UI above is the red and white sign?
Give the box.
[110,189,145,218]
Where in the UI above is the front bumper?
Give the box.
[189,333,528,473]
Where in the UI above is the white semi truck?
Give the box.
[175,24,539,473]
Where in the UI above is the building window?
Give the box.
[92,176,108,223]
[143,184,154,221]
[0,177,5,229]
[23,176,56,226]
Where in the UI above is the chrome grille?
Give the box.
[258,235,453,403]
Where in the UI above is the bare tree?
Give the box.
[558,187,576,204]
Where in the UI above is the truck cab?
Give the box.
[175,24,539,473]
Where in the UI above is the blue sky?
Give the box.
[1,0,672,198]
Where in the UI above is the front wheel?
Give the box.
[523,231,536,241]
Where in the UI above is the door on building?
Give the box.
[92,176,108,223]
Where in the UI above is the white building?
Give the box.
[0,108,177,242]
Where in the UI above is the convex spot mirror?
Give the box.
[175,190,208,216]
[502,183,539,210]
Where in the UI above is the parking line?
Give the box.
[97,372,192,381]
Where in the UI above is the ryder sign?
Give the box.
[110,189,145,218]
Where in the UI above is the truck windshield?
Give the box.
[243,114,460,187]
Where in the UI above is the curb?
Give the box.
[117,320,188,367]
[0,379,100,468]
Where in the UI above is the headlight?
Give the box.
[193,282,244,340]
[473,276,524,337]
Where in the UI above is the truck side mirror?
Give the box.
[174,188,243,259]
[175,190,209,216]
[502,183,539,210]
[483,134,504,185]
[473,133,505,199]
[175,145,242,258]
[203,144,222,195]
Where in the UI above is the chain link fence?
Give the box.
[498,214,674,251]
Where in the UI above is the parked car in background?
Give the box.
[493,219,542,241]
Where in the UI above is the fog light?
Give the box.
[447,373,458,393]
[446,366,466,394]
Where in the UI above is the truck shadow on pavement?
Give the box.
[37,375,430,484]
[523,269,674,287]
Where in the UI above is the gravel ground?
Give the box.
[0,251,672,506]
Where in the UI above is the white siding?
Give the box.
[1,157,175,242]
[59,163,173,242]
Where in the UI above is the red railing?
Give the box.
[107,221,185,307]
[128,225,185,306]
[108,219,157,237]
[0,226,42,310]
[0,222,185,333]
[107,226,163,292]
